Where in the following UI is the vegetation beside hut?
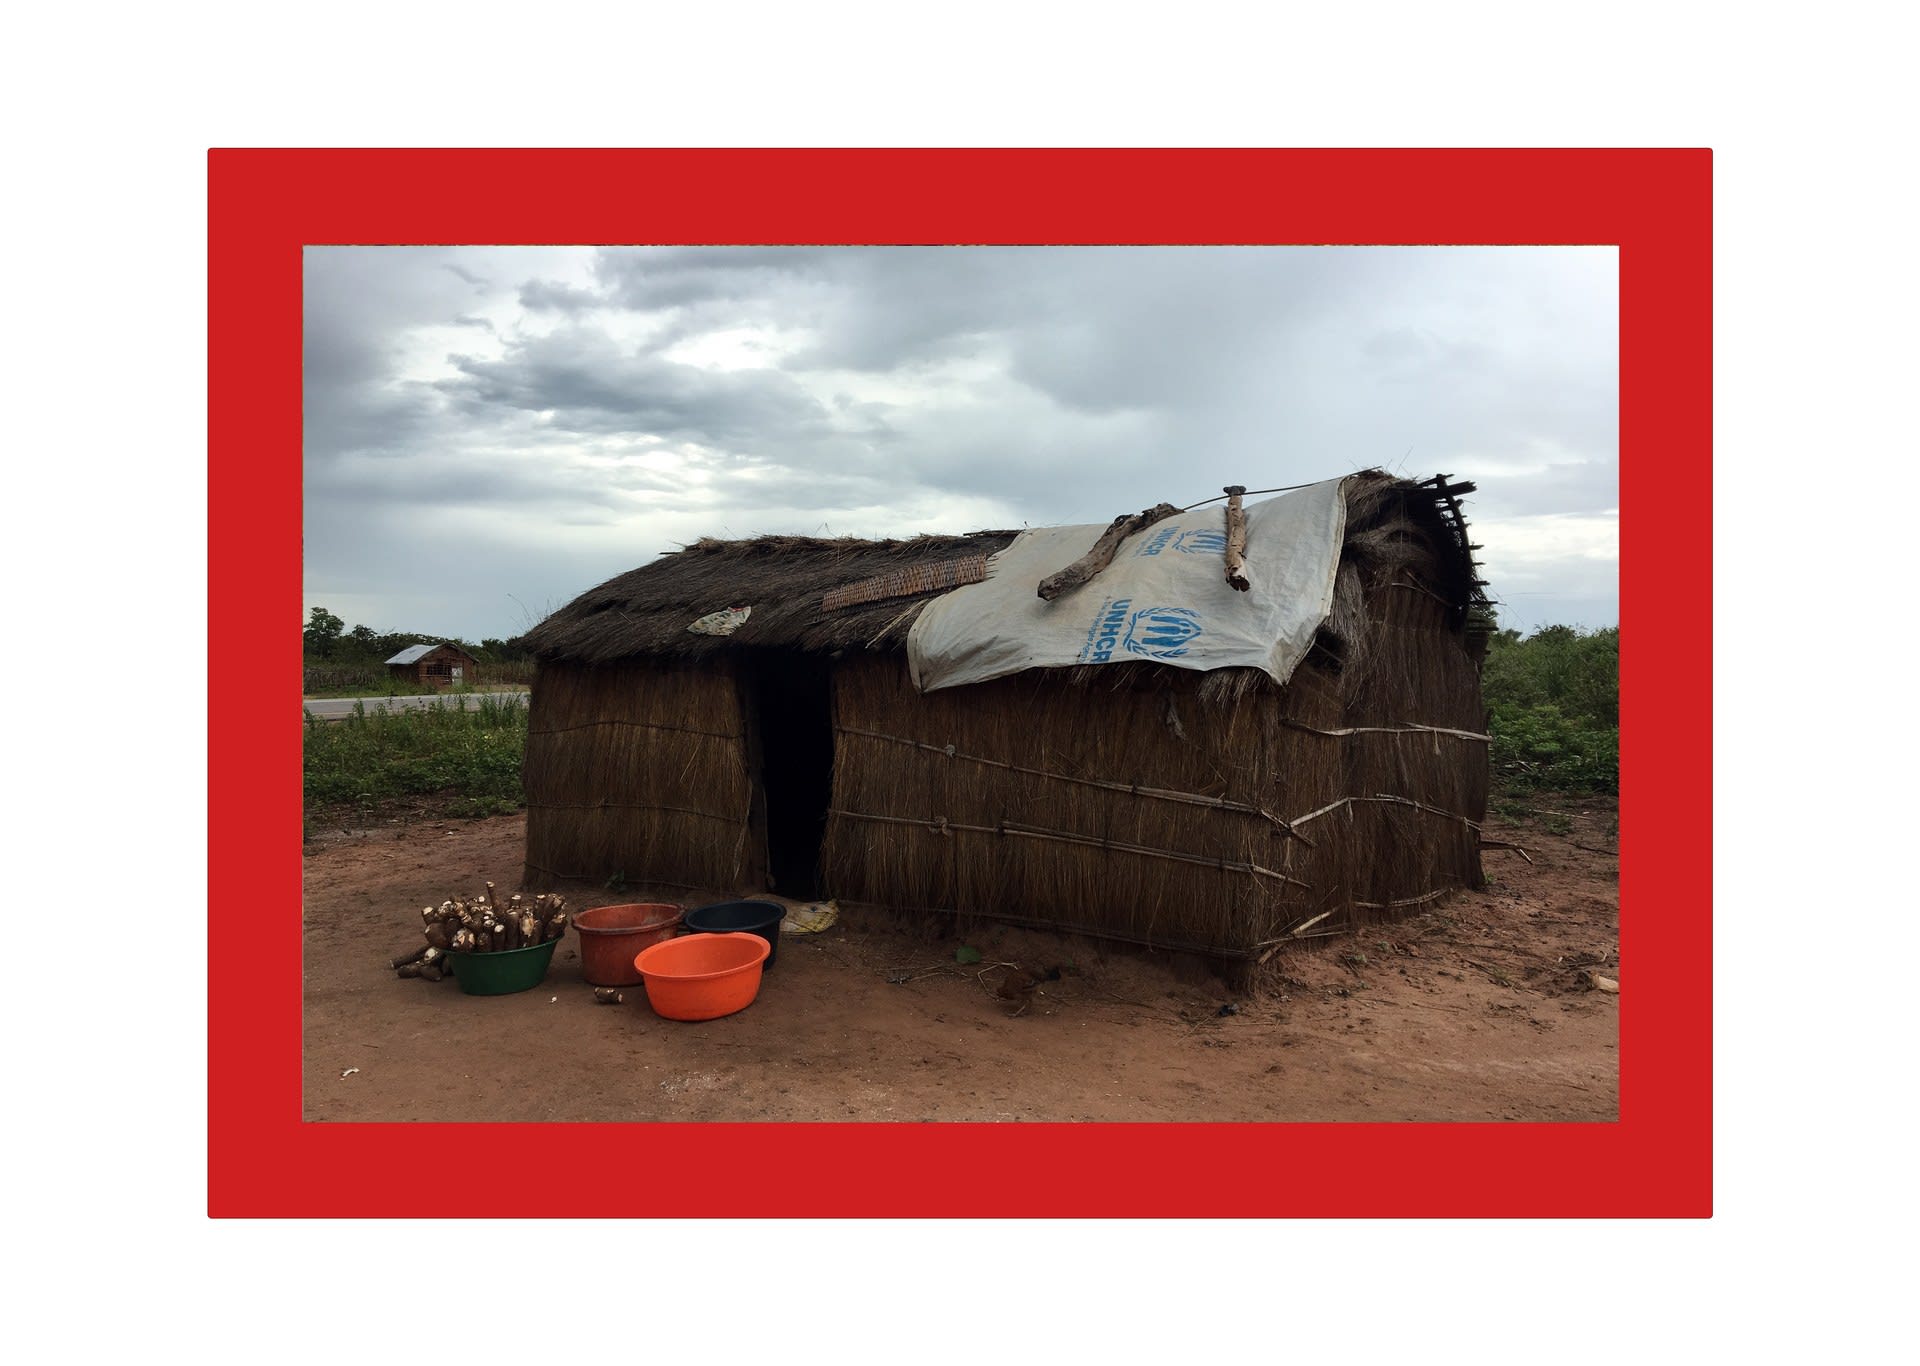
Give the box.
[302,694,528,837]
[1483,625,1618,793]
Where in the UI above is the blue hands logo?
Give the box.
[1173,527,1228,555]
[1123,607,1204,659]
[1135,525,1228,557]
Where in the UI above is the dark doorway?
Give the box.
[742,652,835,898]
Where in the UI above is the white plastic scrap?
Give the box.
[781,900,839,934]
[688,605,752,636]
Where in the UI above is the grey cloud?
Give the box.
[304,245,1617,639]
[304,382,448,464]
[304,248,505,464]
[307,450,687,513]
[593,246,831,310]
[518,279,602,312]
[436,327,839,449]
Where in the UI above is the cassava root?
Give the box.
[391,888,571,981]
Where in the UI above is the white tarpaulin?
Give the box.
[907,477,1350,693]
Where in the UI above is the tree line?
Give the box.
[1480,622,1618,792]
[303,607,533,664]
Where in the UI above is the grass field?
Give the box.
[301,680,530,699]
[303,694,529,836]
[302,659,537,697]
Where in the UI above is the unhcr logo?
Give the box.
[1173,527,1228,555]
[1123,606,1204,659]
[1079,597,1134,662]
[1135,525,1228,557]
[1135,525,1181,557]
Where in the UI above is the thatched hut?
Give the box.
[520,472,1491,964]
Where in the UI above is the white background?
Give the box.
[2,2,1905,1361]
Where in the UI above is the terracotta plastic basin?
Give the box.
[573,902,683,986]
[634,932,770,1021]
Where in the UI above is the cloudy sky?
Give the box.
[304,246,1616,641]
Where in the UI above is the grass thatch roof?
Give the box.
[523,530,1022,663]
[524,471,1483,668]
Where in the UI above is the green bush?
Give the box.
[303,694,529,820]
[1483,624,1618,792]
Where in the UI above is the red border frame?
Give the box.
[211,149,1710,1217]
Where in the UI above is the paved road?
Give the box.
[301,691,530,720]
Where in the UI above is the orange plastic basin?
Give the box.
[573,902,683,986]
[634,932,770,1021]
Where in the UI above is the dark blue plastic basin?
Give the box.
[682,899,785,968]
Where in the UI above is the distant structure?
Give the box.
[385,642,479,689]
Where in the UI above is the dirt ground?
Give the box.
[303,802,1619,1122]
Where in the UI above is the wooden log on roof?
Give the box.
[1222,485,1250,592]
[1036,503,1182,602]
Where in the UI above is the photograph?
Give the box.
[299,240,1620,1125]
[202,146,1708,1218]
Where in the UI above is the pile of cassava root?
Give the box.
[391,883,569,981]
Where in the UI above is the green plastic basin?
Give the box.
[447,937,560,996]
